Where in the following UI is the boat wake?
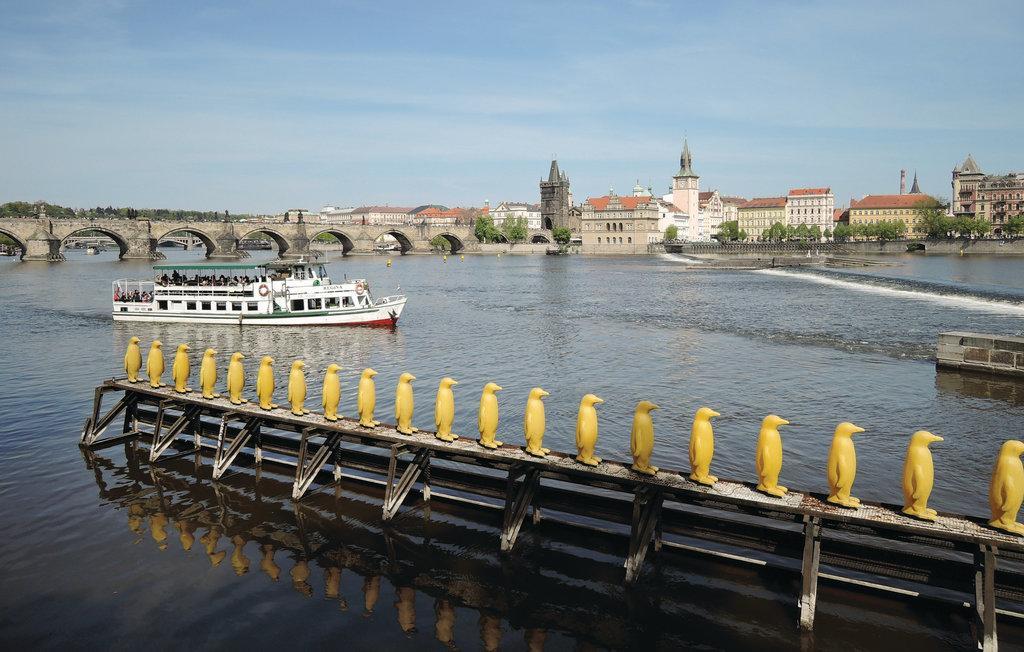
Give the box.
[755,268,1024,315]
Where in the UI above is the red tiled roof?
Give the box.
[833,208,849,223]
[417,206,461,219]
[352,206,414,214]
[586,195,653,211]
[721,196,748,205]
[851,194,939,209]
[698,191,715,201]
[739,197,787,209]
[789,187,831,196]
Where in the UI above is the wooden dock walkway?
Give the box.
[81,378,1024,650]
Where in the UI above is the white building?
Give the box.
[491,201,541,230]
[698,190,725,238]
[318,205,358,224]
[721,196,747,226]
[349,206,413,226]
[785,188,835,235]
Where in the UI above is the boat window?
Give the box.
[202,301,211,310]
[232,302,242,311]
[343,296,353,307]
[187,301,196,310]
[290,299,304,311]
[295,268,305,280]
[216,302,227,311]
[325,297,339,308]
[158,300,168,310]
[308,298,322,310]
[247,302,258,311]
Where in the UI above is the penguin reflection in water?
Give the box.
[630,400,660,475]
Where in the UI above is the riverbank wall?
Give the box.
[936,332,1024,378]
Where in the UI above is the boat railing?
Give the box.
[154,285,254,298]
[375,295,404,306]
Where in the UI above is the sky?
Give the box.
[1,0,1022,213]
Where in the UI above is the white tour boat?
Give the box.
[111,260,406,326]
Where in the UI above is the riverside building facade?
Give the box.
[849,193,940,237]
[785,187,835,232]
[737,197,786,239]
[951,154,1024,234]
[580,192,660,254]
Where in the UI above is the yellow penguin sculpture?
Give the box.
[256,356,278,410]
[630,400,660,476]
[901,430,944,521]
[322,364,342,421]
[172,343,192,393]
[200,348,219,399]
[434,377,459,442]
[689,407,721,485]
[827,422,865,508]
[287,360,309,416]
[756,414,790,497]
[478,382,503,449]
[124,336,142,382]
[574,394,604,466]
[395,372,417,434]
[226,352,247,404]
[523,387,550,457]
[988,439,1024,535]
[358,368,379,427]
[146,340,165,388]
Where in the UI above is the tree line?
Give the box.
[0,201,259,222]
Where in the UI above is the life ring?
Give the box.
[258,284,270,297]
[355,281,365,295]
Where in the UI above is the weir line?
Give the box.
[81,378,1024,648]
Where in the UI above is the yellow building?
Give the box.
[849,193,940,237]
[737,197,786,240]
[580,193,660,254]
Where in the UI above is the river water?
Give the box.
[1,249,1023,649]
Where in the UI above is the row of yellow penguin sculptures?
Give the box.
[121,339,1024,536]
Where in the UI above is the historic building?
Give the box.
[539,159,574,230]
[411,206,461,226]
[491,201,542,230]
[580,192,660,254]
[350,206,413,226]
[785,187,835,233]
[698,190,725,237]
[721,196,747,227]
[952,154,1024,233]
[661,140,701,239]
[849,193,940,237]
[737,197,786,238]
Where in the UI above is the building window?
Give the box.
[606,223,610,231]
[618,222,623,231]
[628,237,632,243]
[597,237,602,244]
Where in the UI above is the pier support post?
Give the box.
[500,465,541,553]
[974,544,998,652]
[149,400,203,462]
[293,427,342,501]
[81,386,138,448]
[382,444,430,521]
[799,516,822,630]
[624,486,664,584]
[212,414,262,480]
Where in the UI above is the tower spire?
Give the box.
[676,138,697,177]
[548,159,560,183]
[910,171,921,194]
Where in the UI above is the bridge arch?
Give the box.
[375,230,414,255]
[311,228,355,256]
[906,242,926,252]
[530,233,551,244]
[434,232,465,253]
[240,228,290,256]
[60,227,130,259]
[157,228,217,257]
[0,228,27,256]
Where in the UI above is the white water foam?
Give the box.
[754,268,1024,315]
[659,253,707,264]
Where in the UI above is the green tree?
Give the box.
[716,220,740,241]
[473,215,500,243]
[832,224,851,242]
[501,216,528,243]
[972,218,991,238]
[429,235,452,252]
[664,224,678,241]
[920,207,952,238]
[808,225,822,241]
[794,223,810,240]
[952,216,974,237]
[552,226,572,245]
[738,229,748,241]
[1005,215,1024,237]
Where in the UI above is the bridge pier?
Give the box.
[122,237,164,261]
[208,234,245,260]
[22,230,64,262]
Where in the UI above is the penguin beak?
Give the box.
[594,396,604,404]
[649,403,660,411]
[930,434,944,443]
[850,425,865,435]
[409,375,416,381]
[539,390,549,397]
[268,357,274,364]
[778,418,790,426]
[211,349,217,354]
[708,409,720,418]
[494,385,503,391]
[451,380,458,385]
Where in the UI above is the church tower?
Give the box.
[671,139,700,218]
[540,159,571,230]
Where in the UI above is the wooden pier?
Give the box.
[82,378,1024,650]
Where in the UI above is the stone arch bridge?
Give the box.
[0,218,553,261]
